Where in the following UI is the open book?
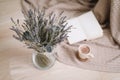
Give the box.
[66,11,103,44]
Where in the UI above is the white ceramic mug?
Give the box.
[78,44,94,60]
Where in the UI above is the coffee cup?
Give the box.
[78,44,94,61]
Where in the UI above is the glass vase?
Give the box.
[32,51,56,70]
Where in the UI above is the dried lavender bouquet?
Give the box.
[10,9,70,53]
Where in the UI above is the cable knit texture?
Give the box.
[20,0,120,72]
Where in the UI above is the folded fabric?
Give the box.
[21,0,120,72]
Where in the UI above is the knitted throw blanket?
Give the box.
[21,0,120,72]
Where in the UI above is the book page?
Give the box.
[77,11,103,40]
[66,11,103,44]
[66,18,87,44]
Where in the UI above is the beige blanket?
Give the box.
[21,0,120,72]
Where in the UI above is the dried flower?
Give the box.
[10,9,71,53]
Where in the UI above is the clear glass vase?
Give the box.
[32,51,56,70]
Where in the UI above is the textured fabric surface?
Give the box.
[110,0,120,45]
[20,0,120,72]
